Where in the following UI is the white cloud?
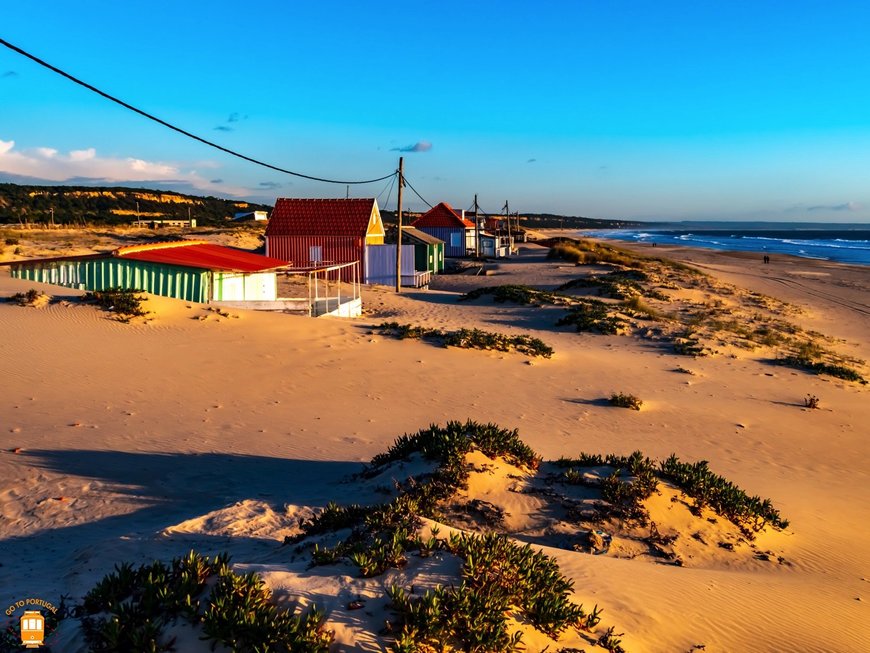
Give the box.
[0,139,248,196]
[69,148,96,162]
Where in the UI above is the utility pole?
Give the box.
[473,194,479,258]
[346,184,350,199]
[136,201,141,227]
[395,156,404,293]
[50,206,55,228]
[504,200,512,256]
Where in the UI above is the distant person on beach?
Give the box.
[763,255,770,264]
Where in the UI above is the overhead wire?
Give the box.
[380,172,397,212]
[0,37,396,185]
[375,173,397,205]
[402,176,433,209]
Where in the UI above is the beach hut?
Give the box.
[265,198,384,281]
[402,227,445,273]
[411,202,475,257]
[7,240,289,303]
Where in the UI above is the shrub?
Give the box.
[778,355,866,384]
[556,301,627,334]
[80,551,331,652]
[460,284,574,306]
[377,322,554,358]
[659,454,788,532]
[804,394,820,409]
[556,450,788,534]
[558,271,648,299]
[609,393,643,410]
[8,288,44,306]
[4,237,18,245]
[388,532,590,650]
[83,288,147,321]
[622,295,663,320]
[673,334,708,357]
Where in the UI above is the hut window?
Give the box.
[450,233,461,247]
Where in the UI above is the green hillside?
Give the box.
[0,184,273,227]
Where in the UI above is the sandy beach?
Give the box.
[1,230,868,652]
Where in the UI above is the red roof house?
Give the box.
[411,202,475,256]
[265,198,384,281]
[5,240,290,303]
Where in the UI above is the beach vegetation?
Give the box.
[460,284,574,306]
[546,238,705,279]
[290,422,604,649]
[7,288,44,306]
[777,340,867,384]
[804,394,820,409]
[387,532,594,651]
[609,393,643,410]
[547,239,640,268]
[597,626,627,653]
[658,454,789,532]
[621,295,664,320]
[673,332,709,357]
[82,287,148,322]
[80,550,331,652]
[557,270,648,299]
[555,450,788,534]
[377,321,554,358]
[556,300,627,334]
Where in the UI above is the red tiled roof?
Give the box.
[266,198,378,237]
[411,202,474,229]
[115,241,290,272]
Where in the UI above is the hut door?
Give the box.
[309,245,323,265]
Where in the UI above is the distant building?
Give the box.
[233,211,268,222]
[147,218,196,228]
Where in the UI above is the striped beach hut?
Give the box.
[7,240,289,303]
[411,202,475,257]
[265,198,384,281]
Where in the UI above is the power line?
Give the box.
[379,173,397,211]
[0,37,396,185]
[402,176,433,209]
[375,173,396,203]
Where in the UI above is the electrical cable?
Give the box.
[380,173,397,212]
[402,176,433,209]
[0,37,396,185]
[375,173,397,205]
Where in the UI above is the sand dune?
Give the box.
[0,237,868,651]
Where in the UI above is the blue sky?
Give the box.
[2,1,870,221]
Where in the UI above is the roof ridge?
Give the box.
[114,240,208,256]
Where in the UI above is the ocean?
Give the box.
[580,223,870,266]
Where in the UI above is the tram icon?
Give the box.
[19,610,45,648]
